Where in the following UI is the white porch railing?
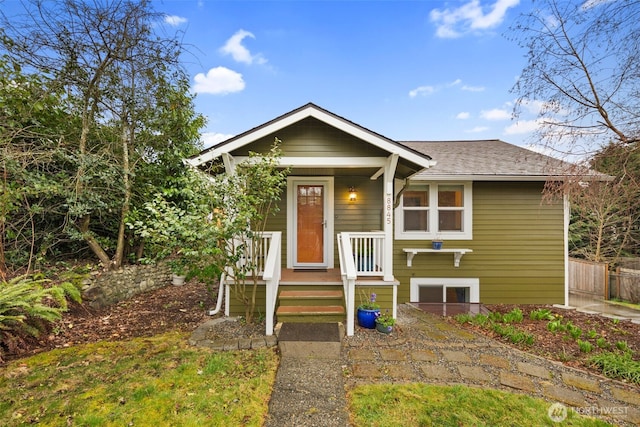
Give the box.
[262,232,281,336]
[234,232,274,275]
[348,231,386,276]
[338,231,395,336]
[337,233,357,336]
[222,231,281,336]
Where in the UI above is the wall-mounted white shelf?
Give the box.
[402,248,473,268]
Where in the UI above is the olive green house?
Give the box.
[187,103,571,336]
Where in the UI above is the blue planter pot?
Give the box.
[432,241,443,250]
[357,308,380,329]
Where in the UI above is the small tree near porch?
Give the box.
[207,139,288,324]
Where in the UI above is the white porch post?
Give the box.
[382,154,398,282]
[221,152,236,174]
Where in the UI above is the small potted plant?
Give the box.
[168,256,189,286]
[357,289,380,329]
[432,234,443,250]
[375,310,396,334]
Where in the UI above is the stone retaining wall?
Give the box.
[82,263,172,309]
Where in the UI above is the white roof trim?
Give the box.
[187,104,433,169]
[233,156,388,168]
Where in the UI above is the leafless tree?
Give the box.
[511,0,640,262]
[510,0,640,157]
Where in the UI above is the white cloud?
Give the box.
[409,85,435,97]
[461,85,485,92]
[581,0,615,11]
[456,112,471,120]
[164,15,187,26]
[430,0,520,38]
[410,79,483,98]
[193,67,245,95]
[220,29,267,65]
[504,119,541,135]
[465,126,490,133]
[480,108,511,120]
[516,98,545,115]
[202,132,234,148]
[517,98,571,117]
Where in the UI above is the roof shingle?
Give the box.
[400,140,578,180]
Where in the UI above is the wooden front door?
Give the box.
[297,184,324,264]
[289,178,333,269]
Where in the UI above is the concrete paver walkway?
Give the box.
[265,357,348,427]
[191,304,640,426]
[567,294,640,324]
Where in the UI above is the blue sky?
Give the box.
[156,0,543,149]
[4,0,549,148]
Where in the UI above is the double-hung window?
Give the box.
[396,182,472,240]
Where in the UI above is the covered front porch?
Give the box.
[220,231,399,337]
[188,104,438,337]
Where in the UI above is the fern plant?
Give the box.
[0,274,81,337]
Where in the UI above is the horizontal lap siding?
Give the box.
[473,182,564,303]
[228,283,267,317]
[335,177,383,233]
[234,117,389,157]
[393,182,565,304]
[356,285,394,313]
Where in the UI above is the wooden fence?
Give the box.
[568,258,608,299]
[609,267,640,304]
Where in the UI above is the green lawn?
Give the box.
[349,383,612,427]
[1,334,614,426]
[1,332,278,426]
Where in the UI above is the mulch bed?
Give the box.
[455,304,640,373]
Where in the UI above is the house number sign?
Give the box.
[385,194,392,225]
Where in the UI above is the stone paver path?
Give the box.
[344,305,640,426]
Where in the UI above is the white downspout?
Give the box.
[208,272,226,316]
[209,154,234,316]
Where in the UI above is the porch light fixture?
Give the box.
[349,187,357,202]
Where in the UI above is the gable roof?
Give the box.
[187,104,607,182]
[401,140,597,181]
[187,103,435,169]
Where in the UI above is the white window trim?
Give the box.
[395,181,472,240]
[286,176,334,269]
[410,277,480,303]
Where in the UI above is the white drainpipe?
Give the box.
[208,273,226,316]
